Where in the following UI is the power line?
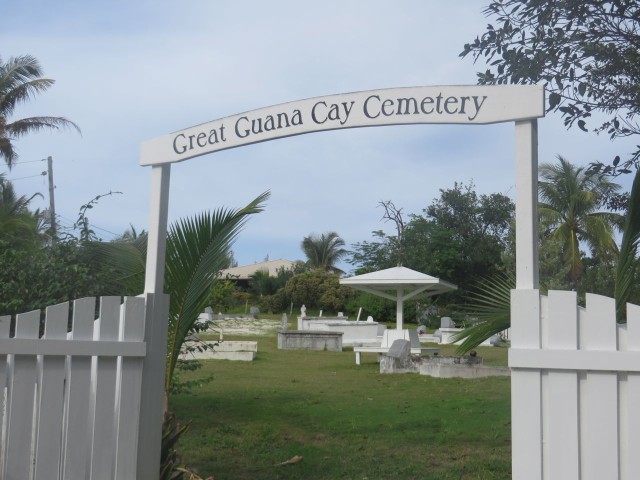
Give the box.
[56,214,121,238]
[8,172,47,181]
[13,158,47,165]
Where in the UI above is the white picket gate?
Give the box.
[0,296,147,480]
[510,289,640,479]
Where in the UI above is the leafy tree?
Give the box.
[206,278,238,313]
[0,55,79,168]
[282,269,354,312]
[301,231,348,274]
[349,230,397,273]
[539,156,623,288]
[462,1,640,320]
[350,182,514,302]
[0,240,104,317]
[460,0,640,171]
[417,182,513,291]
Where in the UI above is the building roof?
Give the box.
[219,259,295,280]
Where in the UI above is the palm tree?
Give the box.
[0,55,80,168]
[454,157,625,353]
[90,192,269,398]
[539,155,623,288]
[301,231,347,274]
[0,173,44,248]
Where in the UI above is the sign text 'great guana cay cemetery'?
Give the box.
[140,85,544,166]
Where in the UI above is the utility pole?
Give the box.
[47,156,57,244]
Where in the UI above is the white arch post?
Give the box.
[138,85,544,478]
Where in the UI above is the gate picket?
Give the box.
[4,310,40,479]
[0,296,147,480]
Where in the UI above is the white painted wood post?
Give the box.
[144,164,171,294]
[510,289,542,480]
[511,118,541,479]
[396,289,403,330]
[137,164,171,479]
[514,119,539,290]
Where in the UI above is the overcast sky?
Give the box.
[2,1,636,273]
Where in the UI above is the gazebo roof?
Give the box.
[340,266,457,302]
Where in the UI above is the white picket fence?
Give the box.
[0,296,147,480]
[510,289,640,480]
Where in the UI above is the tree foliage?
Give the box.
[539,156,623,287]
[350,182,514,302]
[0,173,44,249]
[0,54,80,169]
[0,240,103,317]
[615,168,640,318]
[461,0,640,171]
[282,269,354,312]
[301,231,348,274]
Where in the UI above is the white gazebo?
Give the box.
[340,266,457,330]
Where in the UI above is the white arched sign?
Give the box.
[136,84,544,479]
[141,85,543,166]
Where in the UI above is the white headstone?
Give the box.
[441,317,456,328]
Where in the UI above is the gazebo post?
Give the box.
[396,289,403,330]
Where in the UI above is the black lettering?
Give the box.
[420,97,434,114]
[381,98,395,116]
[208,129,219,145]
[328,104,339,122]
[435,93,444,114]
[235,117,250,138]
[264,115,275,132]
[459,96,470,115]
[196,132,207,147]
[396,98,419,115]
[444,97,458,114]
[251,118,263,135]
[469,96,488,121]
[172,133,186,154]
[277,112,290,128]
[312,101,327,124]
[363,95,380,119]
[291,109,303,125]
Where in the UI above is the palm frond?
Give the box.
[615,170,640,319]
[1,80,56,117]
[451,271,515,354]
[164,191,269,389]
[89,191,269,392]
[6,116,81,137]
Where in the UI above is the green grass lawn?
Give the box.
[170,334,511,480]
